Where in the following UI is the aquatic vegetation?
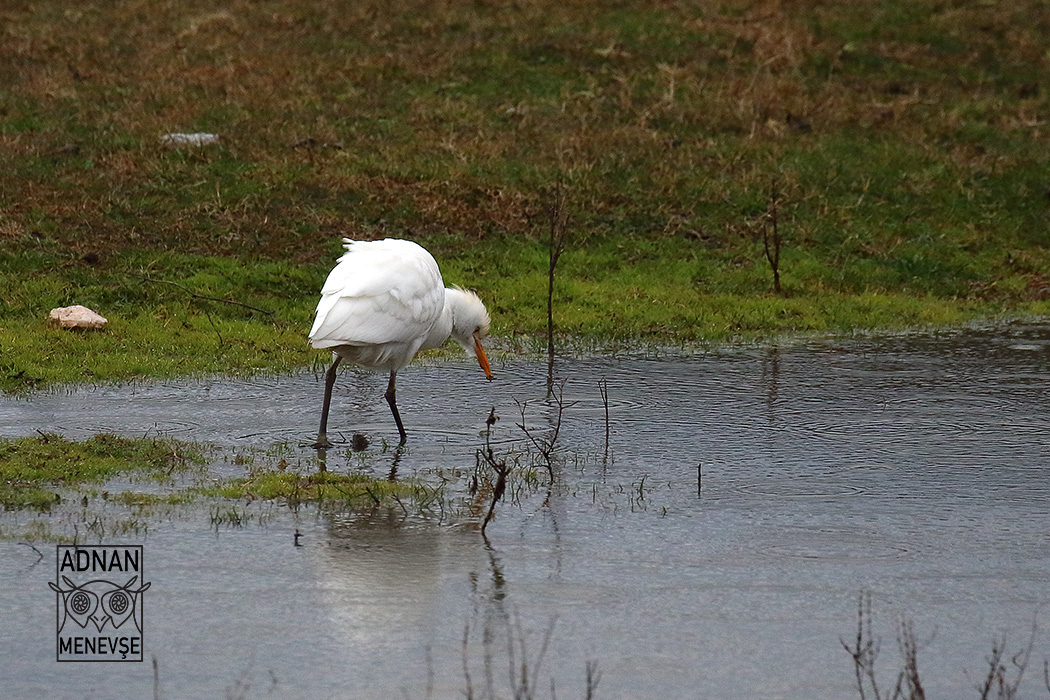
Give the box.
[842,591,1043,700]
[0,433,450,540]
[200,469,420,509]
[0,432,206,510]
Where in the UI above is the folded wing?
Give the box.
[309,239,445,350]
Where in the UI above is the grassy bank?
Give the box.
[2,0,1048,390]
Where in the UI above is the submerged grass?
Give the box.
[200,469,420,508]
[0,432,443,540]
[0,432,204,509]
[2,0,1050,390]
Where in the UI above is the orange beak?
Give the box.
[474,336,493,381]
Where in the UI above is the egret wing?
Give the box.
[309,239,445,348]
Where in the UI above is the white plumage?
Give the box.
[309,238,492,447]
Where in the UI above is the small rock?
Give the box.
[49,305,108,330]
[160,132,220,147]
[351,433,370,452]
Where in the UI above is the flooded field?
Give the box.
[1,324,1049,699]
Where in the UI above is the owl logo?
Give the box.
[49,575,150,634]
[51,545,150,661]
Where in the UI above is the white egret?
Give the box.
[308,238,492,448]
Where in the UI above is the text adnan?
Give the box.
[59,548,140,573]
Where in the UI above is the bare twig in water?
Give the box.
[598,377,610,461]
[841,592,925,700]
[462,623,475,700]
[424,645,434,700]
[479,449,508,536]
[461,614,588,700]
[477,418,510,536]
[516,380,570,485]
[843,591,1047,700]
[896,617,926,700]
[585,659,602,700]
[543,182,571,394]
[841,590,885,700]
[507,615,556,700]
[974,622,1037,700]
[18,542,44,562]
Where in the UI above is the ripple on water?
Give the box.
[733,478,866,500]
[99,418,204,435]
[752,525,913,561]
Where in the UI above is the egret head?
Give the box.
[446,288,492,380]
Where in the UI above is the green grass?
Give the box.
[1,0,1049,390]
[199,469,425,507]
[0,248,318,390]
[0,433,205,509]
[0,432,442,537]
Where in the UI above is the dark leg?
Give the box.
[384,370,408,444]
[313,355,342,449]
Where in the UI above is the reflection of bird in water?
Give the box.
[305,512,486,665]
[309,238,493,448]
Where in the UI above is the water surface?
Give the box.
[1,325,1048,699]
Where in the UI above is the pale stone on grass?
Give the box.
[159,132,220,147]
[48,305,108,330]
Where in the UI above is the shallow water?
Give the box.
[2,325,1049,699]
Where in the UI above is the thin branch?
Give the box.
[598,377,610,457]
[761,178,782,295]
[462,623,475,700]
[897,617,926,700]
[478,421,510,536]
[202,306,225,348]
[516,380,571,485]
[841,590,882,700]
[585,659,601,700]
[18,542,44,562]
[139,275,275,315]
